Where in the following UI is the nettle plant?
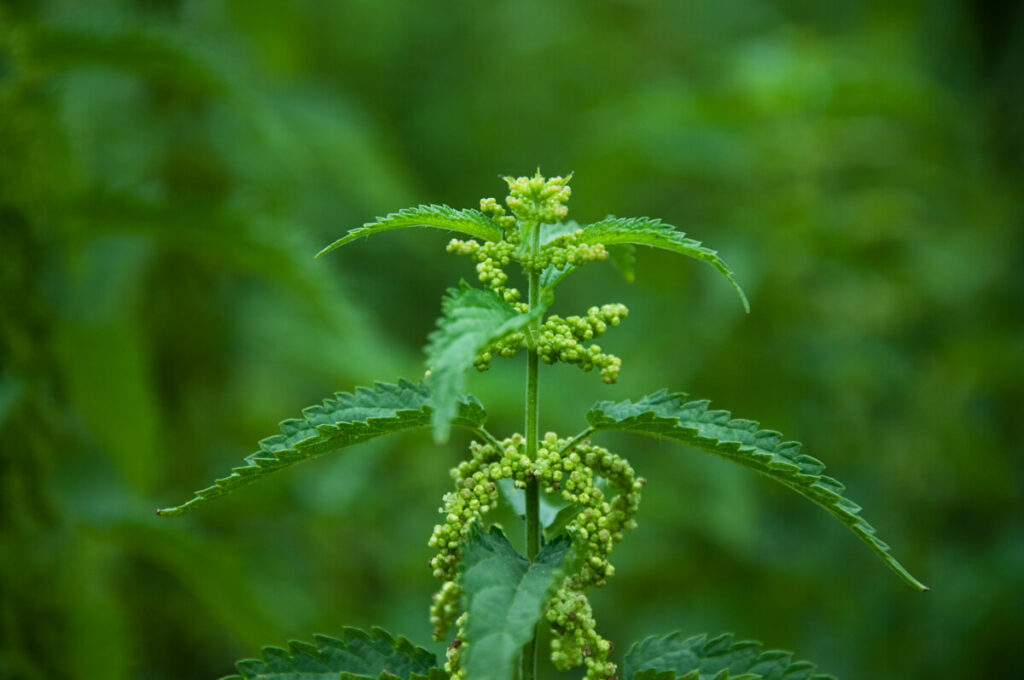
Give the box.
[159,172,927,680]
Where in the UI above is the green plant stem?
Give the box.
[521,222,542,680]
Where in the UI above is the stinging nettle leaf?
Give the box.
[316,204,502,257]
[624,631,835,680]
[586,391,928,591]
[426,282,546,443]
[222,626,445,680]
[575,216,749,312]
[607,243,638,283]
[157,380,486,516]
[459,526,573,680]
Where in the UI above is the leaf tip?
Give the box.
[432,427,450,446]
[313,242,336,259]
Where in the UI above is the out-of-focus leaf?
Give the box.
[624,632,835,680]
[224,627,443,680]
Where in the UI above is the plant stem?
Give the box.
[521,222,542,680]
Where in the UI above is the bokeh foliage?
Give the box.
[1,1,1021,678]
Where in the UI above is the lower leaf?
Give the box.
[623,632,835,680]
[223,627,444,680]
[459,526,573,680]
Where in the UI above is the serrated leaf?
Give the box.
[586,391,928,591]
[624,632,835,680]
[426,283,546,443]
[157,380,486,516]
[575,217,749,311]
[460,526,573,680]
[221,626,444,680]
[540,262,575,290]
[316,204,502,257]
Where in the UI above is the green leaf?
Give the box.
[607,243,638,283]
[624,632,835,680]
[426,283,546,443]
[223,626,444,680]
[575,217,749,311]
[157,380,486,516]
[316,204,502,257]
[586,391,928,591]
[460,526,573,680]
[540,262,575,290]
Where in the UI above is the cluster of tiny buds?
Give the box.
[520,231,609,274]
[473,331,526,372]
[504,171,572,224]
[479,197,517,236]
[538,304,629,383]
[470,303,628,379]
[428,436,530,637]
[548,587,615,680]
[429,433,644,680]
[535,434,643,679]
[535,434,643,588]
[444,612,469,680]
[446,238,522,303]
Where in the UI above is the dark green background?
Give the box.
[2,1,1022,678]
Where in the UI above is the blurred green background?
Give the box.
[2,0,1022,678]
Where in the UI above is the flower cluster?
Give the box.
[537,304,628,383]
[444,613,469,680]
[479,197,517,237]
[446,238,523,305]
[535,434,644,679]
[467,303,628,381]
[503,171,572,224]
[429,433,643,680]
[427,436,530,636]
[520,230,609,274]
[548,587,612,679]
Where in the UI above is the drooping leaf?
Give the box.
[607,243,638,283]
[586,391,928,591]
[426,283,546,443]
[624,632,835,680]
[575,217,749,311]
[316,205,502,257]
[460,526,573,680]
[223,626,444,680]
[157,380,486,516]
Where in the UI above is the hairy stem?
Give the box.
[521,221,542,680]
